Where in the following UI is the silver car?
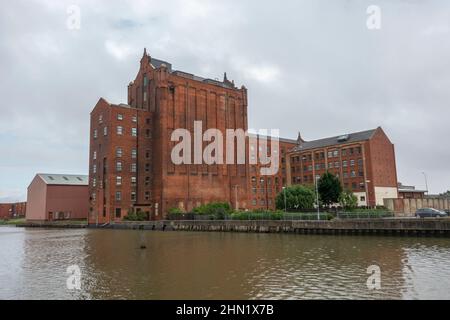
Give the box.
[415,208,448,218]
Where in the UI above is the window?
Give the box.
[146,150,150,159]
[145,192,150,201]
[328,162,333,169]
[116,176,122,186]
[343,161,348,167]
[359,171,364,177]
[117,114,123,121]
[93,164,97,174]
[143,92,147,102]
[115,191,121,201]
[116,161,122,172]
[343,172,348,179]
[115,208,121,218]
[131,192,136,202]
[143,74,148,86]
[252,199,257,206]
[342,149,347,156]
[334,161,340,168]
[92,193,96,201]
[146,129,151,138]
[252,187,257,194]
[350,160,355,166]
[103,126,107,136]
[360,196,366,202]
[145,163,150,172]
[360,182,365,189]
[92,178,96,187]
[116,147,123,158]
[131,128,137,137]
[352,182,357,189]
[132,116,137,123]
[131,149,137,159]
[333,150,339,157]
[351,171,356,177]
[145,176,150,186]
[131,176,137,185]
[146,118,150,125]
[358,159,363,167]
[356,147,362,154]
[131,163,137,172]
[117,126,123,135]
[99,115,103,123]
[93,151,97,160]
[327,151,333,158]
[93,129,98,139]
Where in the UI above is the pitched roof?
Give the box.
[37,174,88,186]
[292,128,378,152]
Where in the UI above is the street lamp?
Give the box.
[315,175,320,220]
[422,172,429,195]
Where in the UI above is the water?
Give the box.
[1,226,450,300]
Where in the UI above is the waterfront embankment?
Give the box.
[14,218,450,236]
[107,218,450,236]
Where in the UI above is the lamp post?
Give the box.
[315,175,320,220]
[422,172,429,195]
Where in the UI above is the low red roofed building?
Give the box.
[0,202,26,219]
[26,174,89,221]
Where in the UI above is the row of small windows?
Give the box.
[92,176,151,188]
[251,199,273,206]
[292,159,363,173]
[93,149,150,160]
[93,126,151,139]
[291,147,362,162]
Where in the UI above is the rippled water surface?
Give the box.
[1,226,450,299]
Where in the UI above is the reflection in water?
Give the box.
[1,226,450,299]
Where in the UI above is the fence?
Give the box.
[384,198,450,216]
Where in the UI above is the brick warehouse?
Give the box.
[88,50,398,223]
[286,128,398,207]
[89,49,250,224]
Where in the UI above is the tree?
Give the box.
[318,172,342,206]
[339,189,358,210]
[275,185,316,210]
[439,190,450,198]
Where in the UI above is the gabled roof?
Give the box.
[292,128,378,152]
[37,174,88,186]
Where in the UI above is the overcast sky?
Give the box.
[1,0,449,202]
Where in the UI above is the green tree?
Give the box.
[275,185,316,210]
[318,172,342,206]
[439,190,450,198]
[339,189,358,210]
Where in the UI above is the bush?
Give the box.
[123,209,148,221]
[168,207,184,215]
[192,202,232,219]
[275,185,316,210]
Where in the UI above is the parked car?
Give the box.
[415,208,448,218]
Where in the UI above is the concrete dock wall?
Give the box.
[109,219,450,236]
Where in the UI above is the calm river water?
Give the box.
[1,226,450,299]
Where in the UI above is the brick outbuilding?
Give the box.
[26,174,89,221]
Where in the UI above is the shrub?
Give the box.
[123,209,148,221]
[192,202,232,219]
[275,185,316,210]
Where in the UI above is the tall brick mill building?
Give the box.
[89,50,398,223]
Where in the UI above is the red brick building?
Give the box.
[26,174,89,221]
[287,127,398,206]
[0,202,26,219]
[89,50,250,224]
[88,51,399,222]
